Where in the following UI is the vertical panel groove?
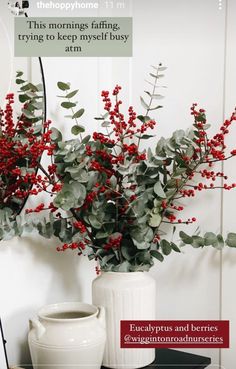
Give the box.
[27,57,32,82]
[220,0,229,367]
[128,0,133,108]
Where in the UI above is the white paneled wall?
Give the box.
[222,0,236,368]
[0,1,235,368]
[132,1,225,366]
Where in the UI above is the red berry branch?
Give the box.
[0,94,56,213]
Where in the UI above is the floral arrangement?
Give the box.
[1,65,236,271]
[0,73,50,240]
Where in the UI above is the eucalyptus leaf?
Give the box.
[121,241,137,261]
[179,231,193,245]
[71,125,85,135]
[140,97,149,110]
[16,71,24,77]
[66,89,79,99]
[226,233,236,248]
[61,102,76,109]
[154,181,166,198]
[160,239,172,255]
[204,232,218,246]
[137,134,155,140]
[96,231,109,239]
[19,94,30,103]
[16,78,25,84]
[171,242,181,253]
[158,66,167,71]
[132,239,150,250]
[72,108,85,119]
[114,261,131,272]
[150,73,158,78]
[82,135,91,144]
[20,83,37,92]
[101,121,111,127]
[149,213,161,227]
[150,250,164,262]
[57,81,70,91]
[216,234,224,250]
[192,236,205,248]
[149,105,163,111]
[22,109,34,119]
[88,215,102,229]
[144,91,164,100]
[51,127,62,142]
[53,191,76,211]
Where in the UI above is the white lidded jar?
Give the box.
[28,302,106,369]
[92,272,156,369]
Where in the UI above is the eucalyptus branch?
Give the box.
[57,82,84,141]
[67,95,83,142]
[145,65,162,116]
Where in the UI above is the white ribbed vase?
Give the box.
[92,272,156,369]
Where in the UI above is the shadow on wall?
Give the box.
[150,246,223,288]
[149,245,234,321]
[0,235,86,301]
[5,307,33,368]
[23,235,86,301]
[0,234,96,367]
[222,247,236,266]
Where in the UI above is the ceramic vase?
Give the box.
[28,302,106,369]
[92,272,156,369]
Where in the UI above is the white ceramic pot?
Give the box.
[92,272,156,369]
[28,302,106,369]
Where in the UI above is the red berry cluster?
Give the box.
[112,85,122,96]
[57,242,86,252]
[26,203,45,214]
[177,217,196,225]
[91,87,155,170]
[93,132,115,146]
[95,265,101,275]
[0,94,57,209]
[104,234,123,251]
[191,103,236,161]
[99,87,156,147]
[138,119,156,134]
[73,221,87,233]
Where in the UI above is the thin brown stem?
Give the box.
[70,208,95,245]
